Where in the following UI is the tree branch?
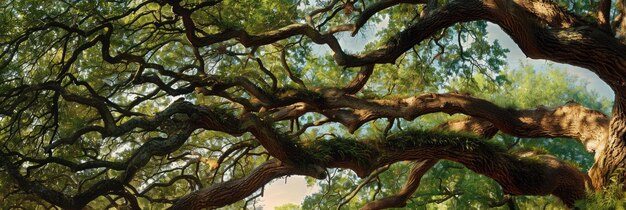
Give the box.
[343,64,375,94]
[351,0,427,36]
[272,92,608,152]
[171,130,587,208]
[168,159,326,210]
[338,164,391,210]
[360,159,437,210]
[597,0,612,32]
[280,47,307,89]
[438,117,498,138]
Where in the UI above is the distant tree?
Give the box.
[0,0,622,209]
[275,203,301,210]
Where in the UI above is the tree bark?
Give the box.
[590,96,626,189]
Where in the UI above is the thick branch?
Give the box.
[171,130,587,208]
[597,0,612,32]
[375,132,587,207]
[168,159,326,210]
[509,0,585,28]
[360,159,437,210]
[343,64,375,94]
[351,0,426,36]
[438,117,498,138]
[481,0,626,90]
[278,93,609,152]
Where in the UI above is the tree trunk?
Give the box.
[591,96,626,189]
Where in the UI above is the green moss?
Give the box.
[381,129,505,153]
[272,86,325,106]
[291,128,565,193]
[300,137,378,167]
[294,129,509,168]
[379,130,556,191]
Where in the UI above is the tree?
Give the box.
[276,203,301,210]
[0,0,621,209]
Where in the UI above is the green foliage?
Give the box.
[302,136,378,167]
[383,129,502,152]
[576,170,626,209]
[275,203,301,210]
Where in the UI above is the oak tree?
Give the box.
[0,0,622,209]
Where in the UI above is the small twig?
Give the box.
[293,118,331,136]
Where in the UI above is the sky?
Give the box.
[256,20,615,210]
[256,176,317,209]
[484,24,614,99]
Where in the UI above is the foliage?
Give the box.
[275,203,301,210]
[576,170,626,209]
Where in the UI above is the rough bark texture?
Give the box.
[591,97,626,189]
